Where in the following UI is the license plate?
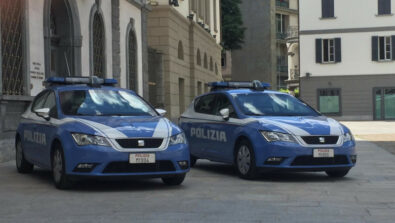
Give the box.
[129,153,156,164]
[313,149,334,158]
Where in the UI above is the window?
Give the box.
[92,12,105,78]
[318,89,341,115]
[197,81,202,95]
[1,0,25,95]
[179,78,185,114]
[194,94,217,115]
[197,49,201,66]
[321,0,335,18]
[372,36,395,61]
[205,0,210,26]
[316,38,341,63]
[204,53,208,69]
[43,91,58,118]
[32,91,51,112]
[213,0,218,32]
[210,57,213,71]
[378,0,392,15]
[178,41,184,60]
[216,94,237,118]
[127,28,138,91]
[276,14,286,35]
[215,63,218,75]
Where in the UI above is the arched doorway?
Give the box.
[44,0,81,77]
[126,20,137,91]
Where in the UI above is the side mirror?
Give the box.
[219,108,230,120]
[35,108,50,120]
[156,109,167,116]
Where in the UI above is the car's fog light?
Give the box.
[264,157,286,165]
[178,161,189,170]
[350,155,357,164]
[74,163,97,172]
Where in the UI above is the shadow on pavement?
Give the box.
[194,161,354,183]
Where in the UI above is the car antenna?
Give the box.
[64,52,71,77]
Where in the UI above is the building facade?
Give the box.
[230,0,299,90]
[147,0,223,121]
[0,0,148,162]
[300,0,395,120]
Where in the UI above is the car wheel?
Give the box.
[15,139,34,174]
[235,140,257,179]
[162,173,186,186]
[190,155,197,167]
[325,169,350,178]
[52,145,72,189]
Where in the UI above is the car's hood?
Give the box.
[63,116,178,139]
[257,116,344,136]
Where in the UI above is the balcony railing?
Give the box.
[276,0,289,8]
[289,69,300,80]
[286,26,299,39]
[277,32,287,40]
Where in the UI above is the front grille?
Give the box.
[103,161,175,173]
[116,138,163,148]
[301,136,339,145]
[291,155,349,166]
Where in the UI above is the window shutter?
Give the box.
[316,39,322,63]
[392,35,395,60]
[372,36,379,61]
[322,0,328,17]
[335,38,341,62]
[378,0,384,14]
[379,0,391,14]
[329,0,335,17]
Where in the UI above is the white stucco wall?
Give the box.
[28,0,46,96]
[119,0,143,94]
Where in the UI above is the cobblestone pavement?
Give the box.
[0,137,395,223]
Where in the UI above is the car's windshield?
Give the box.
[59,89,157,116]
[233,92,320,117]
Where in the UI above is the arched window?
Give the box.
[210,57,213,71]
[178,41,184,60]
[91,9,106,78]
[127,24,137,91]
[197,49,201,66]
[215,63,218,75]
[1,0,25,95]
[204,53,208,69]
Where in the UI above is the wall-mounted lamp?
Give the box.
[306,72,311,78]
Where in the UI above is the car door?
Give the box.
[34,90,59,167]
[23,90,50,163]
[205,93,240,163]
[187,94,218,159]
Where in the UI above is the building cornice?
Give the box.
[300,26,395,35]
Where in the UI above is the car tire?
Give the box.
[52,145,72,190]
[162,173,186,186]
[190,155,198,167]
[235,140,257,180]
[325,169,350,178]
[15,139,34,174]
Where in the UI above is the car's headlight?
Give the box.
[169,132,187,145]
[261,131,296,143]
[71,133,111,147]
[343,132,354,142]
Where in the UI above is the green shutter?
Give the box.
[392,36,395,60]
[335,38,341,62]
[372,36,379,61]
[316,39,322,63]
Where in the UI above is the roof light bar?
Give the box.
[208,80,271,91]
[45,76,118,87]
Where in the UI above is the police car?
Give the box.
[179,81,357,179]
[15,76,189,189]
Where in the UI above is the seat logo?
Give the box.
[138,140,145,147]
[319,137,325,143]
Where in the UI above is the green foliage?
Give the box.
[279,88,300,98]
[221,0,246,50]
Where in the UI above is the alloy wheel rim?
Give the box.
[53,150,63,183]
[237,145,251,175]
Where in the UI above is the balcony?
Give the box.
[276,32,287,40]
[289,69,300,80]
[276,0,289,8]
[286,26,299,41]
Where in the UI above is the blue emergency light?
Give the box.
[208,80,271,91]
[45,76,118,87]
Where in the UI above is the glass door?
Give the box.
[374,87,395,120]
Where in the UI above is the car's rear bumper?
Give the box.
[63,143,190,177]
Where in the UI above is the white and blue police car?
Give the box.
[179,81,357,179]
[15,76,189,189]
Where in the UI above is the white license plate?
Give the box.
[129,153,156,164]
[313,149,334,158]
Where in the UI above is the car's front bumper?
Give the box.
[253,140,357,171]
[63,142,190,177]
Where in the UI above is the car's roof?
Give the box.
[47,85,129,92]
[203,88,287,96]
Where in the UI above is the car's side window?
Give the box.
[31,91,50,112]
[215,94,237,118]
[43,91,58,118]
[194,94,217,115]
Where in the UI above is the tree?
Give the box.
[221,0,246,50]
